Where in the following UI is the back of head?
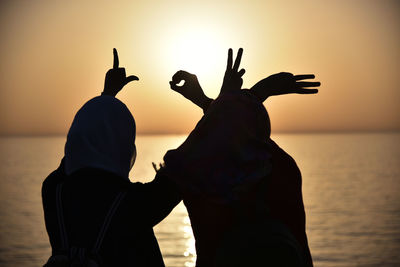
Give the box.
[163,90,272,204]
[65,96,136,179]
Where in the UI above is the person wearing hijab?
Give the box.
[42,49,181,266]
[166,48,320,267]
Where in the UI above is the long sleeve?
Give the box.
[134,172,182,227]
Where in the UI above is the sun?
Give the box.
[171,30,224,75]
[162,25,234,97]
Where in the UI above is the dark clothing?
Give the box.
[266,139,313,266]
[163,91,271,204]
[42,163,181,267]
[163,91,313,266]
[182,139,312,267]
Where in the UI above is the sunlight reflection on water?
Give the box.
[0,134,399,266]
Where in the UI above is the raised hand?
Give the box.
[220,48,246,95]
[169,70,213,111]
[102,48,139,97]
[250,72,320,102]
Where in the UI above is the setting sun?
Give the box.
[166,27,225,73]
[1,1,400,267]
[158,22,241,97]
[0,0,399,135]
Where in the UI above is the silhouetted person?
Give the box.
[166,48,319,267]
[42,49,181,266]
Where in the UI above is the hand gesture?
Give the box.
[250,72,320,102]
[219,48,246,95]
[169,70,212,110]
[102,48,139,97]
[152,162,165,173]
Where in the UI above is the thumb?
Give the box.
[125,75,139,85]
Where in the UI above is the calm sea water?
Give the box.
[0,133,399,267]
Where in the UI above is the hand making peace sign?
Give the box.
[219,48,246,95]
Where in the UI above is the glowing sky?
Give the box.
[0,0,399,135]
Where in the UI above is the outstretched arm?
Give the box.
[102,48,139,97]
[140,169,182,227]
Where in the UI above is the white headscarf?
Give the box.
[64,96,136,179]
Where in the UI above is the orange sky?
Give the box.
[0,0,399,135]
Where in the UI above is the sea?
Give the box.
[0,133,399,267]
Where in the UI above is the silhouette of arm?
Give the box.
[169,70,213,112]
[171,48,320,113]
[250,72,320,102]
[102,48,139,97]
[140,170,182,227]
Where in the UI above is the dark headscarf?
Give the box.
[64,96,136,179]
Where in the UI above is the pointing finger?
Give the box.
[294,74,315,81]
[233,48,243,71]
[113,48,119,69]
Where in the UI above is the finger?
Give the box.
[296,88,319,94]
[125,75,139,85]
[294,74,315,81]
[113,48,119,69]
[238,68,246,77]
[170,79,183,88]
[296,81,320,87]
[169,81,181,92]
[233,48,243,71]
[169,81,177,90]
[226,48,233,71]
[152,162,158,172]
[172,70,193,83]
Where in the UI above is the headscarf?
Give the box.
[163,90,272,204]
[64,96,136,180]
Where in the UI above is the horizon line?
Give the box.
[1,129,399,138]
